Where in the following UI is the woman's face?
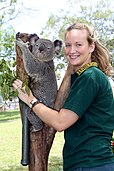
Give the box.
[64,29,95,70]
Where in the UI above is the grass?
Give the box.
[0,110,64,171]
[48,132,64,171]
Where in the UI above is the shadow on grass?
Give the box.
[0,156,63,171]
[0,110,20,122]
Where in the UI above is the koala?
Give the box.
[16,33,59,132]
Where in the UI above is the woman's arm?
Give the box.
[32,103,79,132]
[12,79,79,132]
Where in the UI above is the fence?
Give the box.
[0,98,19,111]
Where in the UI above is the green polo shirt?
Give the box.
[63,66,114,171]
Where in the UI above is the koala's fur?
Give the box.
[16,33,58,131]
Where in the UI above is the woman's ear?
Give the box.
[90,42,95,53]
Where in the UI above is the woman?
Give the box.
[13,23,114,171]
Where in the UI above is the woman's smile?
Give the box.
[69,54,80,59]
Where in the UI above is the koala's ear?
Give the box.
[53,39,63,56]
[16,32,20,39]
[53,39,62,47]
[28,34,39,45]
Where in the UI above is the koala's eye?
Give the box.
[35,44,39,47]
[47,47,51,50]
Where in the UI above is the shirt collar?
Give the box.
[76,62,98,76]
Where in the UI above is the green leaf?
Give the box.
[25,85,30,96]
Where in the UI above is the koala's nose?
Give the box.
[39,45,44,52]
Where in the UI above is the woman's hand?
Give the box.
[12,79,35,106]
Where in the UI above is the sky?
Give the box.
[9,0,68,34]
[5,0,114,35]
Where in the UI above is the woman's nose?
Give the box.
[70,45,77,53]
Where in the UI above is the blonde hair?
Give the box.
[65,23,112,76]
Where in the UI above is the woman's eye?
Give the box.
[65,44,70,47]
[76,44,82,47]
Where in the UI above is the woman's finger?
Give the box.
[16,79,23,84]
[14,79,22,86]
[12,79,23,91]
[12,83,19,91]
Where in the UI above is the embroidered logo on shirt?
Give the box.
[76,62,98,76]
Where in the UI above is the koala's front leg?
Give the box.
[15,38,38,76]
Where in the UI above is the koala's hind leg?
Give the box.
[27,109,43,132]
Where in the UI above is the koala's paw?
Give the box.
[15,38,29,49]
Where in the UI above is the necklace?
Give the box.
[76,62,98,76]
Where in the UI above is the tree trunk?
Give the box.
[29,126,56,171]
